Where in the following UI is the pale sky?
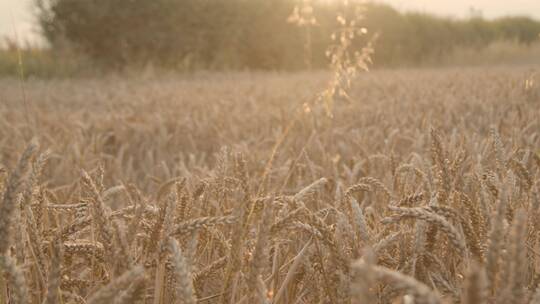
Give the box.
[0,0,40,45]
[375,0,540,19]
[2,0,540,45]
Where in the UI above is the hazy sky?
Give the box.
[2,0,540,44]
[377,0,540,19]
[1,0,38,44]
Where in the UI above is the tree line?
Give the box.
[35,0,540,70]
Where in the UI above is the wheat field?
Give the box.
[0,66,540,303]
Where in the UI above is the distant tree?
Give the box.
[34,0,306,69]
[35,0,198,67]
[495,17,540,44]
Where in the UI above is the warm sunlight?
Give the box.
[0,1,539,304]
[3,0,540,43]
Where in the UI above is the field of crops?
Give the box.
[0,66,539,303]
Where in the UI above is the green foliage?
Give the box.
[0,43,92,78]
[494,17,540,44]
[35,0,308,70]
[27,0,540,71]
[37,0,194,67]
[357,4,540,66]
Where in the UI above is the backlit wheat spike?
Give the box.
[305,211,349,273]
[47,202,88,211]
[385,206,468,257]
[175,180,189,221]
[248,202,273,288]
[0,140,38,254]
[462,263,487,304]
[490,126,506,177]
[87,265,144,304]
[345,183,371,198]
[147,192,174,261]
[24,207,47,289]
[193,256,227,292]
[482,171,501,199]
[459,192,486,246]
[208,227,231,256]
[221,198,248,304]
[291,221,323,238]
[270,207,306,236]
[427,204,483,260]
[430,128,451,204]
[393,192,425,207]
[155,177,184,203]
[60,216,92,240]
[411,219,428,279]
[358,177,392,199]
[44,238,63,304]
[350,249,377,304]
[113,277,145,304]
[112,220,132,272]
[170,215,238,237]
[113,275,146,304]
[352,260,440,304]
[102,185,125,202]
[500,209,527,304]
[372,231,401,255]
[293,177,328,201]
[168,238,196,304]
[154,194,177,304]
[273,239,313,303]
[80,170,114,259]
[0,255,29,304]
[13,193,25,265]
[350,197,372,244]
[21,150,49,207]
[125,186,146,248]
[63,240,105,263]
[508,158,533,191]
[485,189,508,296]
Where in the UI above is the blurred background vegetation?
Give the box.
[1,0,540,77]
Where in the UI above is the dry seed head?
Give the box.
[462,263,487,304]
[386,206,468,257]
[170,215,238,237]
[345,183,371,198]
[485,189,508,294]
[248,203,273,284]
[350,197,372,245]
[87,265,145,304]
[490,126,506,177]
[0,140,39,253]
[0,255,29,304]
[352,261,440,304]
[168,238,196,304]
[44,238,63,304]
[508,158,533,191]
[294,177,328,202]
[358,177,392,199]
[80,170,114,257]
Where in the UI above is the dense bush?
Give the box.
[35,0,307,69]
[35,0,540,69]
